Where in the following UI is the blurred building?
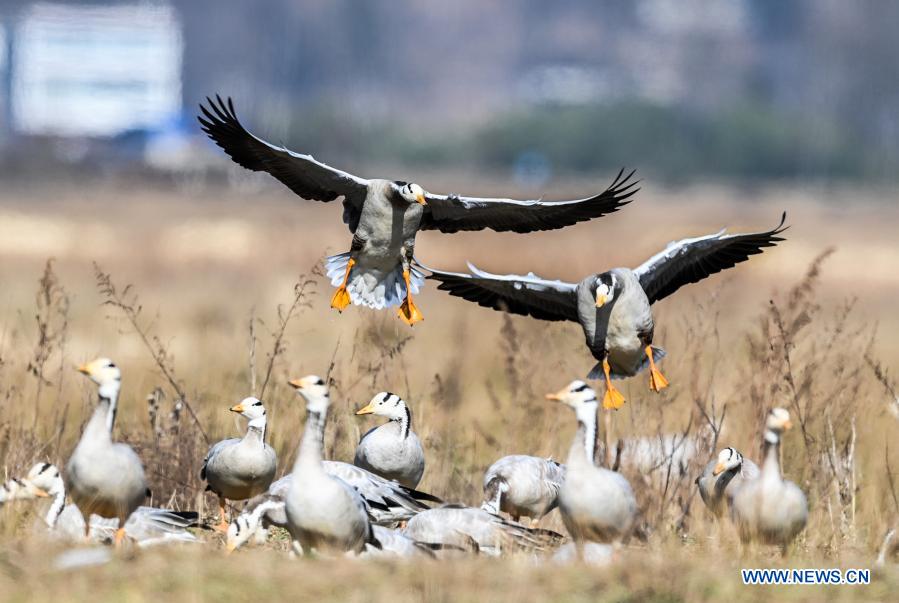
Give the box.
[9,2,182,137]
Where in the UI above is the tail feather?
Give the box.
[324,253,425,310]
[587,346,666,381]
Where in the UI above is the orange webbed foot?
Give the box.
[397,297,424,326]
[330,286,352,312]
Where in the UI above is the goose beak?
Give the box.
[783,419,793,430]
[712,462,726,476]
[225,542,237,554]
[76,363,92,376]
[415,193,427,206]
[545,387,566,402]
[288,378,306,390]
[33,487,49,498]
[595,294,606,308]
[229,403,245,414]
[355,402,376,415]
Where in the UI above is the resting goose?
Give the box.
[481,455,565,525]
[428,214,787,408]
[403,504,564,557]
[286,375,378,555]
[696,447,760,518]
[201,397,278,531]
[15,463,197,545]
[547,380,637,547]
[732,408,808,550]
[67,358,147,546]
[198,96,638,325]
[354,392,425,488]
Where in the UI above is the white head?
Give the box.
[355,392,407,421]
[76,357,121,398]
[594,273,618,308]
[712,447,743,476]
[288,375,330,414]
[766,407,792,433]
[546,380,599,424]
[229,397,266,421]
[226,512,256,553]
[25,462,64,496]
[396,181,427,206]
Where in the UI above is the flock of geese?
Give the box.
[0,94,812,564]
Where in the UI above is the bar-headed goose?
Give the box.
[198,96,637,325]
[732,408,808,550]
[354,392,425,488]
[403,504,564,557]
[67,358,147,546]
[0,476,49,504]
[481,455,565,525]
[201,397,278,531]
[17,462,197,545]
[286,376,379,555]
[547,380,637,547]
[696,447,760,518]
[428,214,787,408]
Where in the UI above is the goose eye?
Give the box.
[253,401,263,406]
[107,362,117,368]
[315,378,325,386]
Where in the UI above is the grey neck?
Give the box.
[296,408,327,471]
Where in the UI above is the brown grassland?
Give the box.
[0,175,897,602]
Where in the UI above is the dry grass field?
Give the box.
[0,175,897,602]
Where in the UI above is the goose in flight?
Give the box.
[198,96,638,325]
[695,447,760,518]
[427,213,787,408]
[201,397,278,532]
[66,358,147,546]
[354,392,425,488]
[480,455,565,525]
[732,408,808,551]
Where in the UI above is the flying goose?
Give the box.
[546,380,637,548]
[66,358,147,546]
[286,375,379,555]
[14,463,197,545]
[198,96,638,325]
[201,397,278,532]
[695,447,760,518]
[354,392,425,488]
[428,214,787,408]
[403,504,564,557]
[480,455,565,525]
[732,408,808,551]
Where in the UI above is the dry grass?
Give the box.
[0,179,897,601]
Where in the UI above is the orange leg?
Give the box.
[396,269,424,326]
[602,359,626,410]
[330,258,356,311]
[114,526,127,547]
[215,497,229,533]
[646,345,669,392]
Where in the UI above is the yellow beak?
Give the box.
[545,387,566,402]
[229,404,245,414]
[288,378,305,390]
[783,419,793,430]
[712,462,726,476]
[595,295,606,308]
[76,363,92,376]
[355,402,376,415]
[415,193,427,206]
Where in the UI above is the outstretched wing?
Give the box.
[425,263,580,322]
[419,168,638,234]
[634,212,788,305]
[197,95,370,230]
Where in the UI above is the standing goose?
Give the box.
[353,392,425,488]
[286,375,378,555]
[480,455,565,525]
[201,397,277,531]
[427,214,787,408]
[198,96,638,325]
[695,447,760,518]
[732,408,808,551]
[16,463,197,545]
[403,504,564,557]
[66,358,147,546]
[546,380,637,547]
